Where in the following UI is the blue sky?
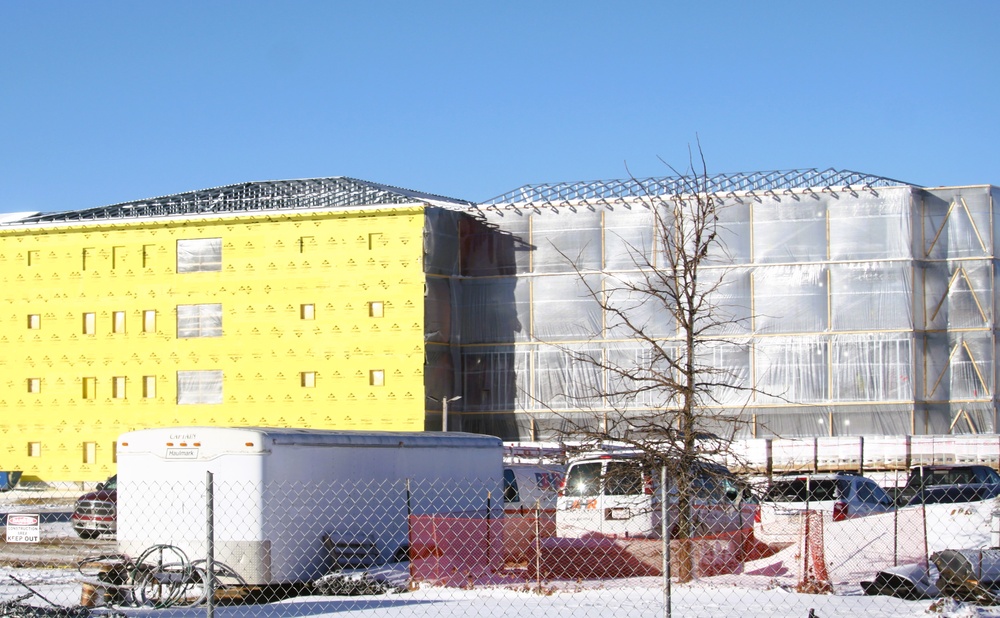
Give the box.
[1,2,997,214]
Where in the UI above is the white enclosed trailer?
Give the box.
[116,427,503,585]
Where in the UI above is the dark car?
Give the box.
[903,483,1000,506]
[897,465,1000,506]
[71,474,116,539]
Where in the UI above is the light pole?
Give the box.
[440,395,461,432]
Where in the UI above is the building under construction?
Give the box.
[0,171,996,480]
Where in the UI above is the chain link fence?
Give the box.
[1,477,998,617]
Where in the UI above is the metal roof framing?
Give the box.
[10,177,474,225]
[479,168,916,207]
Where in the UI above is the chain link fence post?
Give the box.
[206,470,215,618]
[661,464,670,618]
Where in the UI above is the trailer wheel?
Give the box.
[76,530,100,540]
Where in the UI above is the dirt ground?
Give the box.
[1,484,115,569]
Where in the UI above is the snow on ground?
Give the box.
[0,546,977,618]
[4,489,1000,617]
[0,569,948,618]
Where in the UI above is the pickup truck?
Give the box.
[70,474,117,539]
[894,465,1000,506]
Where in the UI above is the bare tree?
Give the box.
[547,147,761,582]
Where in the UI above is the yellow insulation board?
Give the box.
[0,207,427,481]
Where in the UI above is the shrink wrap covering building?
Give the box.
[440,172,1000,441]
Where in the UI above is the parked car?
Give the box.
[902,484,1000,506]
[757,472,894,544]
[71,474,116,539]
[895,465,1000,506]
[556,452,756,540]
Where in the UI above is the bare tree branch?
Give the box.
[529,146,785,581]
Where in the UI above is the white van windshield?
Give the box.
[564,460,649,497]
[564,462,602,497]
[605,461,646,495]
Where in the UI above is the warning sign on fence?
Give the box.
[6,513,40,543]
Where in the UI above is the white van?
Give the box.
[503,464,565,514]
[502,463,565,562]
[555,452,756,540]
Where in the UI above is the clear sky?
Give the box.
[1,2,997,214]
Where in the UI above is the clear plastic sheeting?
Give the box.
[753,265,829,334]
[923,332,994,401]
[603,271,679,339]
[531,274,603,340]
[176,303,223,338]
[530,209,603,273]
[830,334,913,402]
[829,263,913,331]
[923,259,993,330]
[603,208,655,269]
[424,183,1000,440]
[459,346,528,413]
[700,267,752,336]
[176,237,222,273]
[752,199,828,263]
[176,369,224,404]
[458,278,527,344]
[423,209,463,277]
[755,338,830,404]
[534,345,603,410]
[828,189,912,260]
[924,188,993,260]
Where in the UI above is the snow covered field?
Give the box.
[0,565,940,618]
[4,489,1000,617]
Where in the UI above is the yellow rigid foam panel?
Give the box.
[0,207,428,481]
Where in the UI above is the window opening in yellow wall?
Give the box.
[28,442,41,458]
[27,314,40,329]
[82,247,96,271]
[83,377,97,400]
[369,301,384,318]
[177,370,223,404]
[112,246,126,269]
[113,376,126,399]
[83,442,97,464]
[301,304,315,320]
[143,310,156,333]
[27,378,40,394]
[113,311,126,334]
[143,375,156,398]
[27,250,39,266]
[370,369,385,386]
[83,313,96,335]
[301,371,317,388]
[143,244,156,268]
[177,304,223,337]
[368,233,383,250]
[177,238,222,272]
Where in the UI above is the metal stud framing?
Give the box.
[479,168,915,207]
[8,177,474,225]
